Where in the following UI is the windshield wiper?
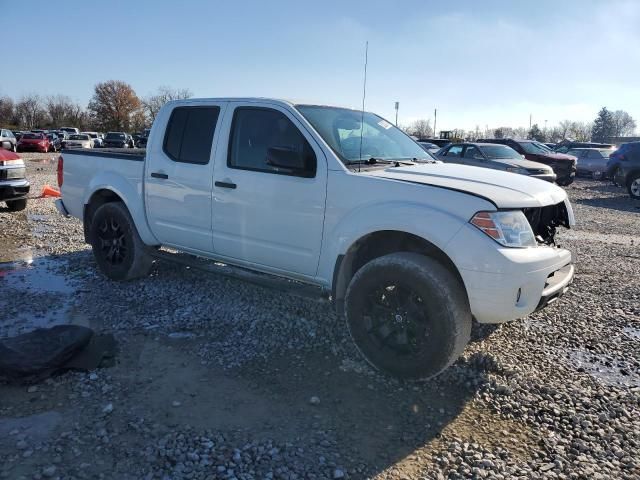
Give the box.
[347,157,394,165]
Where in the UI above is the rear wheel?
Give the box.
[345,252,471,380]
[6,198,27,212]
[89,202,153,281]
[556,177,574,187]
[628,173,640,199]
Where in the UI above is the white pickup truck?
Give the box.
[55,98,575,379]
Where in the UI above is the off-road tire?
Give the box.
[6,198,27,211]
[628,173,640,199]
[345,252,471,380]
[89,202,153,281]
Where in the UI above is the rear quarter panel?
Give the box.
[61,151,158,245]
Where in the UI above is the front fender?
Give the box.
[317,201,481,286]
[84,172,158,245]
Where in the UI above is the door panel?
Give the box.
[211,102,327,277]
[145,102,226,253]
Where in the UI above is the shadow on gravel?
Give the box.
[571,181,640,213]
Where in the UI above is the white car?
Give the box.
[54,97,575,380]
[64,134,93,149]
[82,131,103,148]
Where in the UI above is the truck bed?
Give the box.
[61,148,146,160]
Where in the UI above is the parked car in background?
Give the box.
[418,138,451,149]
[17,132,52,152]
[1,129,17,151]
[567,148,615,179]
[12,131,24,141]
[554,140,614,154]
[56,131,69,148]
[102,132,130,148]
[417,141,441,155]
[55,97,575,380]
[477,138,577,185]
[31,129,46,134]
[46,132,62,152]
[0,148,29,211]
[136,135,149,148]
[59,127,80,135]
[64,133,94,149]
[544,143,556,150]
[437,143,556,182]
[83,131,103,147]
[610,142,640,196]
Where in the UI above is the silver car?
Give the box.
[0,129,17,152]
[567,148,615,179]
[436,142,557,182]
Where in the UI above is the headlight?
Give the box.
[6,167,26,179]
[505,166,528,174]
[470,210,536,248]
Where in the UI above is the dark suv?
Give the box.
[611,142,640,199]
[477,138,577,185]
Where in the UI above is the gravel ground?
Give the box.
[0,152,638,480]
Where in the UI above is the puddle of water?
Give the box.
[0,251,92,337]
[622,326,640,341]
[27,214,54,238]
[566,349,640,388]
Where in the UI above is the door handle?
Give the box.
[151,172,168,179]
[215,181,237,189]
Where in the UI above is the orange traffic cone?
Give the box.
[41,185,61,198]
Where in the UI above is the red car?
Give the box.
[17,132,53,153]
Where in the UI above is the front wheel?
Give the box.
[6,198,27,211]
[628,173,640,199]
[345,252,471,380]
[89,202,153,281]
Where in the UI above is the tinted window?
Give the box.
[228,107,316,177]
[479,145,521,159]
[445,145,463,157]
[163,106,219,164]
[463,145,481,159]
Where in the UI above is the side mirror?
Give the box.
[266,146,315,177]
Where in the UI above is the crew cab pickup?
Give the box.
[55,98,575,379]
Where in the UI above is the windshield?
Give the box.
[106,133,125,140]
[296,105,430,164]
[479,144,522,159]
[22,133,43,139]
[70,134,89,140]
[520,141,552,155]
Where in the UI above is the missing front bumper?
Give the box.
[535,264,575,311]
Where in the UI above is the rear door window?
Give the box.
[163,106,220,164]
[445,145,463,157]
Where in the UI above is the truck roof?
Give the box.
[166,97,362,112]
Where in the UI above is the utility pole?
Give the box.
[544,119,548,132]
[394,102,399,126]
[529,114,532,130]
[434,108,437,138]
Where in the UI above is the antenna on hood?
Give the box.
[358,41,369,173]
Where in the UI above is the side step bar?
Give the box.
[150,248,329,303]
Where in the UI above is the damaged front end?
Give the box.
[523,199,574,246]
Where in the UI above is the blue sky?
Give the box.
[4,0,639,131]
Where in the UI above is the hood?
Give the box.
[364,163,567,209]
[528,152,576,162]
[488,158,553,170]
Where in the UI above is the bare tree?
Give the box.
[0,96,15,127]
[88,80,142,132]
[493,127,514,139]
[558,120,572,139]
[611,110,637,137]
[404,119,432,139]
[512,127,528,139]
[45,95,88,128]
[569,121,592,142]
[143,86,193,123]
[15,94,46,129]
